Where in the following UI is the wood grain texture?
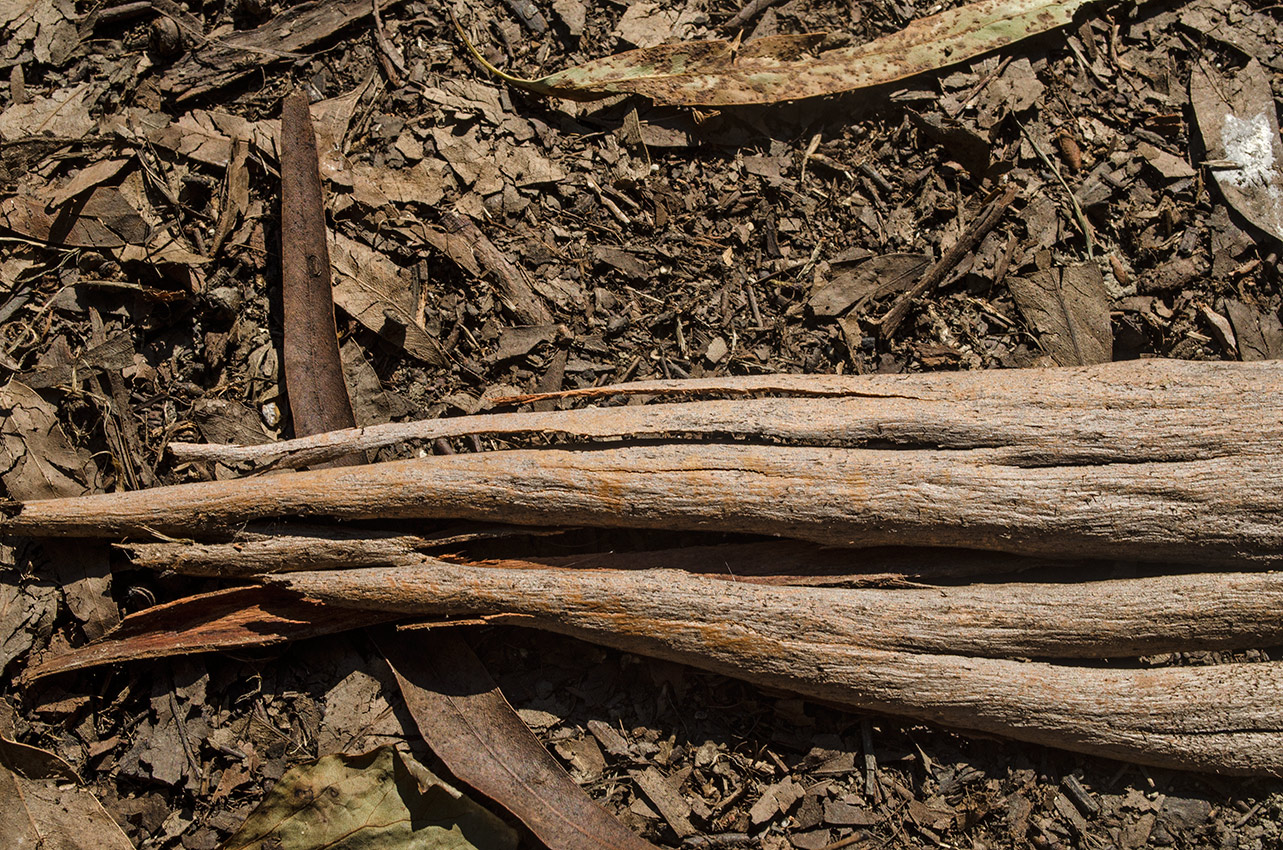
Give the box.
[279,560,1283,777]
[274,558,1283,660]
[10,359,1283,566]
[167,358,1283,468]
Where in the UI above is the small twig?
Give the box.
[878,184,1018,339]
[371,0,408,86]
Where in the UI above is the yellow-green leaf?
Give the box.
[220,747,516,850]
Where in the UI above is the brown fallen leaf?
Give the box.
[457,0,1095,106]
[1009,261,1111,366]
[331,233,449,366]
[0,187,147,249]
[23,586,394,682]
[0,381,94,501]
[1190,59,1283,244]
[0,82,97,141]
[279,92,359,454]
[380,632,662,850]
[0,699,136,850]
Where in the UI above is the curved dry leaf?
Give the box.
[220,746,516,850]
[0,700,135,850]
[381,633,662,850]
[457,0,1093,106]
[331,233,449,366]
[1190,60,1283,244]
[23,586,395,682]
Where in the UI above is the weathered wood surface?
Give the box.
[167,358,1283,468]
[275,558,1283,659]
[7,442,1282,565]
[8,359,1283,565]
[278,560,1283,776]
[123,534,1073,583]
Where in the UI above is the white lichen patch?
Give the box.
[1219,109,1283,234]
[1221,111,1281,190]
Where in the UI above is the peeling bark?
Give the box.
[276,560,1283,777]
[167,358,1283,469]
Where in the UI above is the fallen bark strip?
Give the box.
[120,522,554,575]
[272,559,1283,659]
[278,563,1283,776]
[279,91,361,466]
[490,356,1280,404]
[166,358,1283,469]
[122,535,1066,583]
[7,442,1282,566]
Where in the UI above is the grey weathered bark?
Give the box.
[166,358,1283,469]
[274,560,1283,777]
[8,359,1283,566]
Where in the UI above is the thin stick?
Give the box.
[878,185,1018,338]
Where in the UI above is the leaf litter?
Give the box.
[220,746,516,850]
[3,0,1283,847]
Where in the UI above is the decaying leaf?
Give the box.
[0,187,147,249]
[0,699,136,850]
[808,254,931,318]
[146,109,279,169]
[1009,262,1111,366]
[330,233,449,366]
[0,381,93,501]
[220,746,517,850]
[0,82,95,140]
[1191,60,1283,244]
[382,633,661,850]
[457,0,1095,106]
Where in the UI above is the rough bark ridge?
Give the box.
[278,560,1283,777]
[7,359,1282,566]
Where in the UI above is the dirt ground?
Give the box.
[3,0,1283,847]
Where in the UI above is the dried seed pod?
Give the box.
[148,16,183,60]
[1056,128,1083,172]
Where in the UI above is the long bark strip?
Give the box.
[279,562,1283,777]
[122,535,1066,583]
[279,91,359,461]
[273,559,1283,660]
[7,441,1283,566]
[166,358,1282,469]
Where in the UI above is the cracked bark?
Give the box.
[6,359,1282,567]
